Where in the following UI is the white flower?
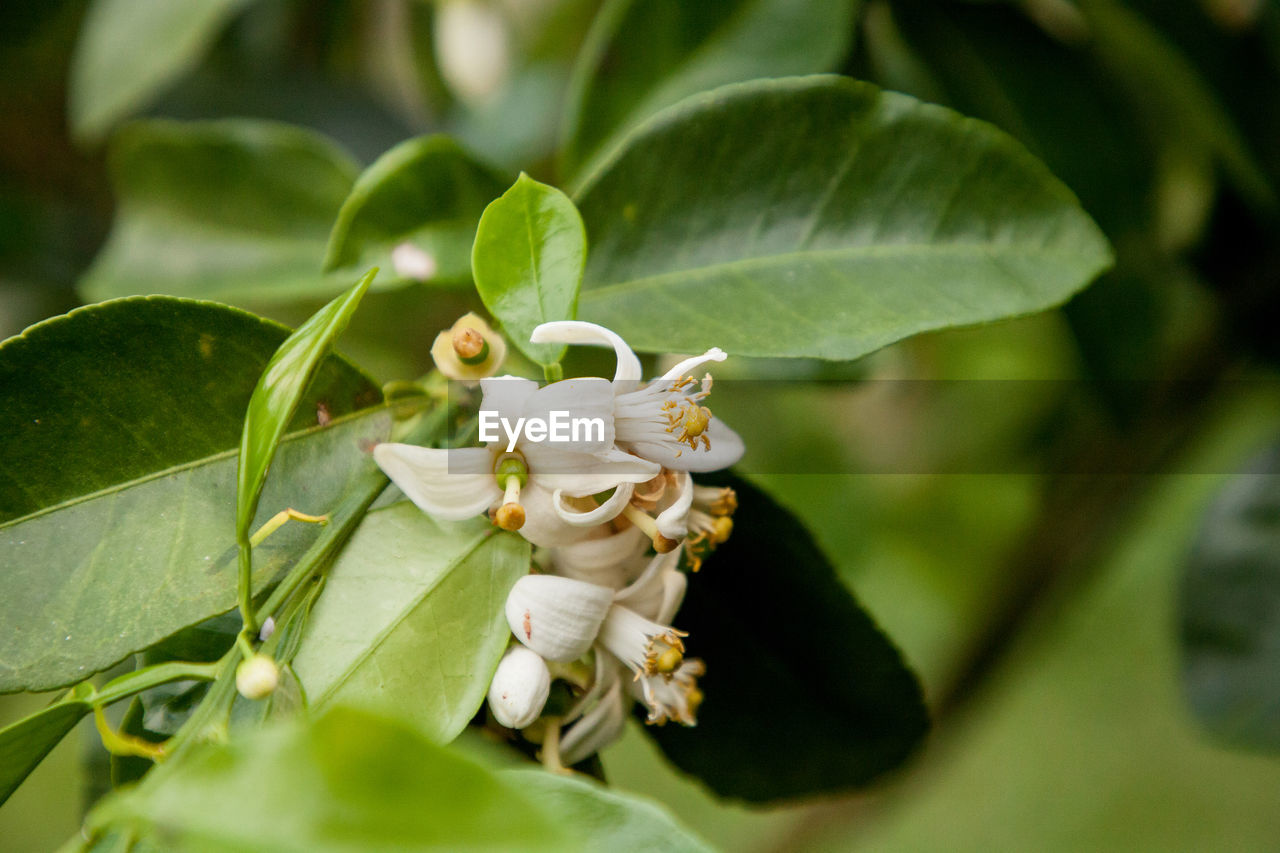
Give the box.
[630,659,705,727]
[374,374,658,543]
[529,321,745,472]
[487,645,551,729]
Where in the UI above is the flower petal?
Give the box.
[560,679,629,766]
[516,482,597,548]
[372,444,499,520]
[505,575,613,662]
[659,347,727,382]
[530,320,642,387]
[551,525,647,586]
[614,549,681,620]
[530,447,660,496]
[551,481,634,528]
[625,417,745,472]
[519,377,616,452]
[479,375,540,428]
[654,471,694,539]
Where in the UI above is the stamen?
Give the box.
[622,503,680,553]
[492,453,529,531]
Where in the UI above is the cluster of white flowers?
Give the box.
[372,315,742,768]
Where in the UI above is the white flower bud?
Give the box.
[504,574,612,662]
[235,654,279,700]
[487,646,551,729]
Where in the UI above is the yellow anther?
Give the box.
[686,686,704,717]
[711,515,733,544]
[494,503,525,530]
[655,645,684,674]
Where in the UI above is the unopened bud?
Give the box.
[487,646,551,729]
[236,654,279,700]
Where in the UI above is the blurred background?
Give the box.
[4,0,1280,850]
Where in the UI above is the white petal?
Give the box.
[515,483,597,548]
[614,549,681,620]
[560,679,628,766]
[487,646,550,729]
[478,375,539,428]
[550,525,647,586]
[505,575,613,662]
[551,481,634,528]
[659,347,727,382]
[530,320,642,387]
[656,570,688,625]
[625,417,745,473]
[519,377,616,452]
[563,652,622,724]
[654,471,694,539]
[530,447,660,496]
[372,444,499,520]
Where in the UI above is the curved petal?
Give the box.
[560,679,629,766]
[614,549,681,620]
[372,444,499,520]
[517,482,597,548]
[659,347,727,382]
[530,447,660,496]
[530,321,642,387]
[656,569,688,625]
[519,377,616,452]
[655,471,694,538]
[551,481,634,528]
[551,525,647,586]
[625,417,745,473]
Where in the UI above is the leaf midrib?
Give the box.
[581,240,1106,300]
[0,406,388,531]
[309,525,495,704]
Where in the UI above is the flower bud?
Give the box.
[235,654,279,700]
[487,646,551,729]
[505,574,612,662]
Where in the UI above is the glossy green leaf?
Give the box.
[237,270,373,539]
[1181,440,1280,750]
[0,684,94,807]
[0,297,384,692]
[293,504,529,743]
[68,0,251,142]
[78,120,360,306]
[561,0,857,178]
[504,768,714,853]
[87,706,565,851]
[573,76,1113,360]
[472,174,586,366]
[324,135,507,286]
[645,473,928,801]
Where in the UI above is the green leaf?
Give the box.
[560,0,858,179]
[1181,440,1280,751]
[237,270,373,539]
[645,473,928,801]
[293,505,529,743]
[573,76,1113,360]
[504,768,715,853]
[87,706,565,851]
[0,296,383,692]
[472,174,586,366]
[0,684,94,807]
[78,120,360,306]
[68,0,252,142]
[324,135,508,286]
